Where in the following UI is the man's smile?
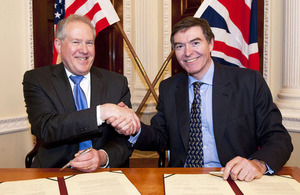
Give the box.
[76,57,89,61]
[184,56,200,63]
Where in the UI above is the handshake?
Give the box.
[100,102,140,136]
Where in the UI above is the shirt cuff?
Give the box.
[253,159,274,175]
[265,163,274,175]
[99,149,110,168]
[128,128,141,146]
[96,105,105,126]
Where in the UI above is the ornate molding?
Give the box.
[28,0,34,70]
[0,116,29,135]
[123,0,133,90]
[162,0,172,79]
[282,116,300,133]
[263,0,270,84]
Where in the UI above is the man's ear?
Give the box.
[209,38,214,52]
[54,38,62,54]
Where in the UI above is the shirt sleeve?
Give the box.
[96,105,105,126]
[128,128,141,146]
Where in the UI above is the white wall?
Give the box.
[0,0,33,168]
[267,0,284,98]
[266,0,300,167]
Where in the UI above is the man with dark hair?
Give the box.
[23,14,140,172]
[111,17,293,182]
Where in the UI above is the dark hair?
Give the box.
[170,17,215,48]
[56,14,96,40]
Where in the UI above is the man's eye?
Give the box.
[175,45,183,50]
[72,41,79,44]
[192,41,200,46]
[87,41,94,45]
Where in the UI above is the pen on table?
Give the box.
[60,147,92,171]
[210,171,234,182]
[209,171,224,178]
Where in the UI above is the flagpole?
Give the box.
[135,50,174,115]
[116,22,159,103]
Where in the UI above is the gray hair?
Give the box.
[56,14,96,40]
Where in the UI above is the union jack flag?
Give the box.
[194,0,259,70]
[53,0,120,64]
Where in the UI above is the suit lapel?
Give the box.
[51,63,76,112]
[212,63,232,152]
[90,67,105,107]
[175,75,190,152]
[51,66,105,112]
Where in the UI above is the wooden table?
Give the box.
[0,167,299,194]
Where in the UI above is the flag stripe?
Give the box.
[85,3,101,21]
[97,0,120,25]
[213,41,248,67]
[244,0,252,9]
[213,54,241,67]
[65,0,87,17]
[73,0,97,16]
[85,3,111,35]
[249,42,258,55]
[95,18,110,33]
[194,0,259,70]
[248,52,259,70]
[212,28,249,58]
[218,0,251,43]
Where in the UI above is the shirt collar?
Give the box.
[64,67,91,81]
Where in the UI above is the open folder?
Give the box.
[164,174,300,195]
[0,171,141,195]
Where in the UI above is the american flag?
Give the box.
[194,0,259,70]
[53,0,120,64]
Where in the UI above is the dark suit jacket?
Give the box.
[135,61,293,173]
[23,63,132,168]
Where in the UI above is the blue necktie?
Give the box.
[186,82,204,167]
[70,75,92,150]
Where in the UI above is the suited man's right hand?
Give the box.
[70,148,106,173]
[101,103,140,136]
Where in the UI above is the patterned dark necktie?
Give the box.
[70,75,92,150]
[186,82,204,167]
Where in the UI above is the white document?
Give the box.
[0,177,60,195]
[65,171,141,195]
[235,175,300,195]
[164,174,234,195]
[0,171,140,195]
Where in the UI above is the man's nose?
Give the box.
[80,43,88,53]
[184,45,193,56]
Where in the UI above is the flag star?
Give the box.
[55,3,57,9]
[55,12,61,19]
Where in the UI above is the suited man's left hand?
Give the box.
[221,156,267,182]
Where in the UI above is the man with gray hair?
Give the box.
[23,14,140,172]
